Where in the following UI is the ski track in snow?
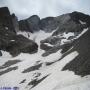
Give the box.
[0,30,90,90]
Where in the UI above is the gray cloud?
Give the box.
[0,0,90,20]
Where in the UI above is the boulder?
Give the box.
[40,43,52,51]
[0,28,38,57]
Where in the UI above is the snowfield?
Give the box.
[0,30,90,90]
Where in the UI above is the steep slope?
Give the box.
[16,12,90,90]
[0,29,90,90]
[0,7,90,90]
[62,27,90,76]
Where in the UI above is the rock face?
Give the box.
[11,13,19,33]
[27,15,40,32]
[70,11,90,26]
[19,15,40,32]
[52,14,86,36]
[0,7,16,33]
[18,11,89,33]
[0,7,38,56]
[19,20,31,32]
[40,12,89,57]
[39,17,59,32]
[0,51,2,56]
[40,43,53,51]
[0,28,38,56]
[39,12,90,76]
[62,28,90,76]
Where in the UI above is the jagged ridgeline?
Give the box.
[0,7,90,90]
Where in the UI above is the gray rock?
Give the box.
[19,15,40,32]
[39,17,59,32]
[0,7,16,33]
[62,28,90,76]
[0,51,2,56]
[70,11,90,26]
[52,14,85,36]
[40,36,63,45]
[27,15,40,32]
[40,43,52,51]
[0,29,38,57]
[11,13,19,33]
[0,7,38,56]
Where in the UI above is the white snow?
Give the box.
[0,51,12,66]
[10,40,15,42]
[44,43,54,47]
[5,27,8,30]
[17,31,31,38]
[79,20,86,25]
[30,30,55,45]
[61,39,71,45]
[0,29,90,90]
[63,32,74,39]
[75,28,88,39]
[60,28,88,45]
[0,51,11,58]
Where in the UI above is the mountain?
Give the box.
[0,7,90,90]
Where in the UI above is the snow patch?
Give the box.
[79,20,86,25]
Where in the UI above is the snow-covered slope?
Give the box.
[0,28,90,90]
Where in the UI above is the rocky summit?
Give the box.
[0,7,90,90]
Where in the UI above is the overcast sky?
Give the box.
[0,0,90,20]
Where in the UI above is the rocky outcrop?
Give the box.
[70,11,90,26]
[0,28,38,56]
[19,15,40,32]
[39,17,59,32]
[0,7,38,56]
[0,7,16,33]
[40,43,52,51]
[62,28,90,76]
[0,51,2,56]
[40,12,90,57]
[19,20,31,32]
[11,13,19,33]
[27,15,40,32]
[52,13,87,36]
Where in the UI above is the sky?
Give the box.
[0,0,90,20]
